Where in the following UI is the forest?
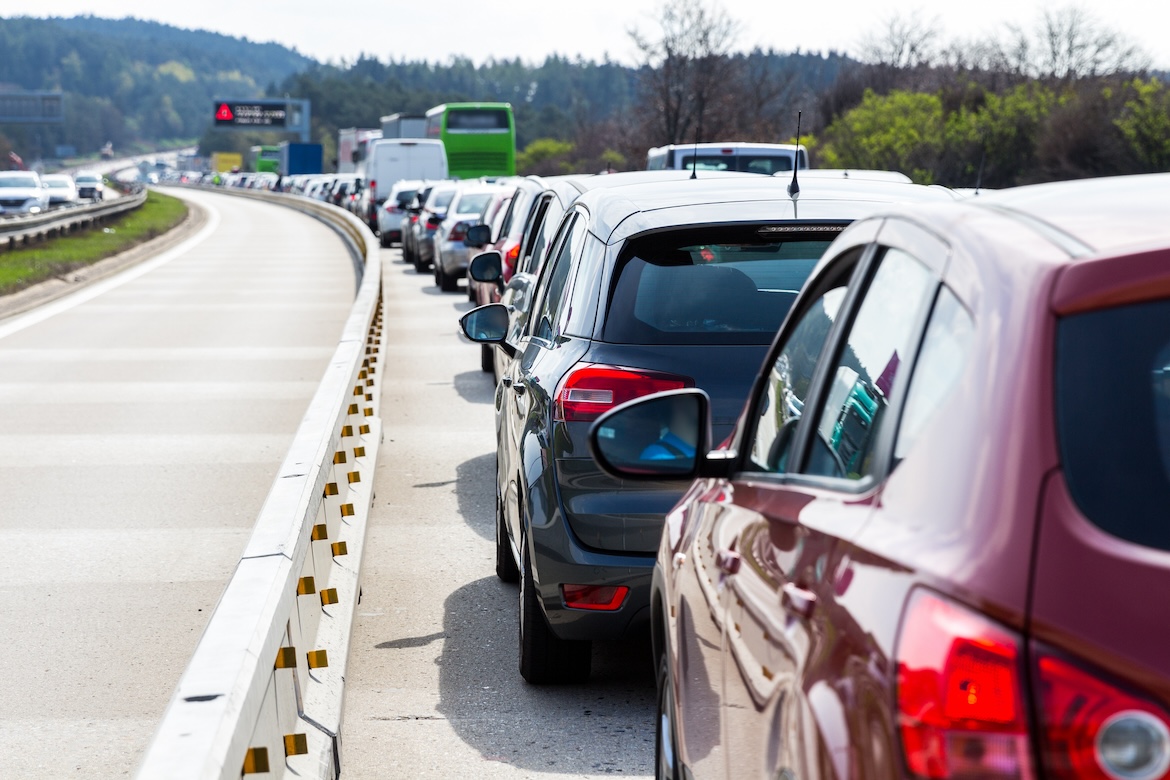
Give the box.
[1,4,1167,188]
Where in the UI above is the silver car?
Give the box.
[431,182,510,292]
[0,171,50,215]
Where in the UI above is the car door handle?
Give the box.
[781,582,817,618]
[715,549,742,575]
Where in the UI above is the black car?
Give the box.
[460,173,956,684]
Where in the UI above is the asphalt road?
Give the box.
[0,188,358,777]
[341,248,656,779]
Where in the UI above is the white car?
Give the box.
[0,171,50,215]
[42,174,79,205]
[376,179,425,248]
[74,171,105,200]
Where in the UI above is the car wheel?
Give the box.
[656,653,681,780]
[468,281,478,303]
[495,493,518,583]
[413,252,428,273]
[481,344,495,376]
[519,540,591,684]
[436,258,457,292]
[379,231,392,248]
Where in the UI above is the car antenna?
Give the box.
[787,111,802,197]
[974,148,986,195]
[690,135,698,180]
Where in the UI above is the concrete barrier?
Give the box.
[135,190,383,780]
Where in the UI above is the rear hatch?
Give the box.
[555,225,838,554]
[1030,253,1170,776]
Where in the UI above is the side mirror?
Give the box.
[426,215,443,228]
[469,251,503,284]
[589,389,713,480]
[460,303,512,344]
[466,223,492,248]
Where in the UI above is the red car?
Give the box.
[590,173,1170,780]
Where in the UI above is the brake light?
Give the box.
[450,221,471,242]
[369,179,376,193]
[896,590,1032,779]
[1037,655,1170,780]
[561,584,629,610]
[553,364,691,423]
[504,242,521,280]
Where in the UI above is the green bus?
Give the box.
[424,102,515,179]
[250,145,281,173]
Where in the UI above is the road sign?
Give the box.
[214,100,287,128]
[211,98,311,142]
[0,90,64,124]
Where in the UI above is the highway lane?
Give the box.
[341,250,656,779]
[0,188,358,777]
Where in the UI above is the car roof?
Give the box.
[569,173,957,245]
[970,172,1170,258]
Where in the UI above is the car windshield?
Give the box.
[76,175,99,183]
[0,176,38,188]
[46,179,70,188]
[454,192,493,215]
[603,225,840,346]
[1056,298,1170,551]
[430,190,455,209]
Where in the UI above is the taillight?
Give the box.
[553,364,691,423]
[369,179,376,193]
[896,589,1033,779]
[450,221,471,242]
[1037,654,1170,780]
[503,242,520,281]
[561,584,629,611]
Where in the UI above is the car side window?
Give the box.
[803,248,935,481]
[748,251,862,473]
[522,199,565,277]
[530,214,579,343]
[894,286,974,461]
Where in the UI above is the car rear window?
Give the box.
[602,225,840,346]
[1056,299,1170,551]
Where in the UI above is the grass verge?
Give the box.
[0,190,189,296]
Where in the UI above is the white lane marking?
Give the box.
[0,196,222,342]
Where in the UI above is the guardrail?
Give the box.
[0,187,147,252]
[136,190,384,780]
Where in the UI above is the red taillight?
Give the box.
[896,590,1032,779]
[410,214,419,224]
[503,242,521,281]
[450,221,470,242]
[561,584,629,611]
[553,364,691,423]
[1037,655,1170,780]
[369,179,376,193]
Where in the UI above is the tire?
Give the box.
[379,231,392,248]
[468,280,478,303]
[495,493,519,583]
[656,653,682,780]
[413,251,428,273]
[436,257,457,292]
[519,541,591,684]
[480,344,495,376]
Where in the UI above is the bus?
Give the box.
[425,102,515,179]
[646,142,808,175]
[250,145,281,173]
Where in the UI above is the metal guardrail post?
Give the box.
[135,190,383,780]
[0,189,148,252]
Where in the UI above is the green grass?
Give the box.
[0,190,189,295]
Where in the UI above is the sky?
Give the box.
[5,0,1170,71]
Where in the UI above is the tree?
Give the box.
[992,6,1150,81]
[629,0,741,144]
[1115,78,1170,171]
[858,11,941,70]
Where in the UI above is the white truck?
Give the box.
[356,138,449,232]
[380,113,426,139]
[336,127,381,173]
